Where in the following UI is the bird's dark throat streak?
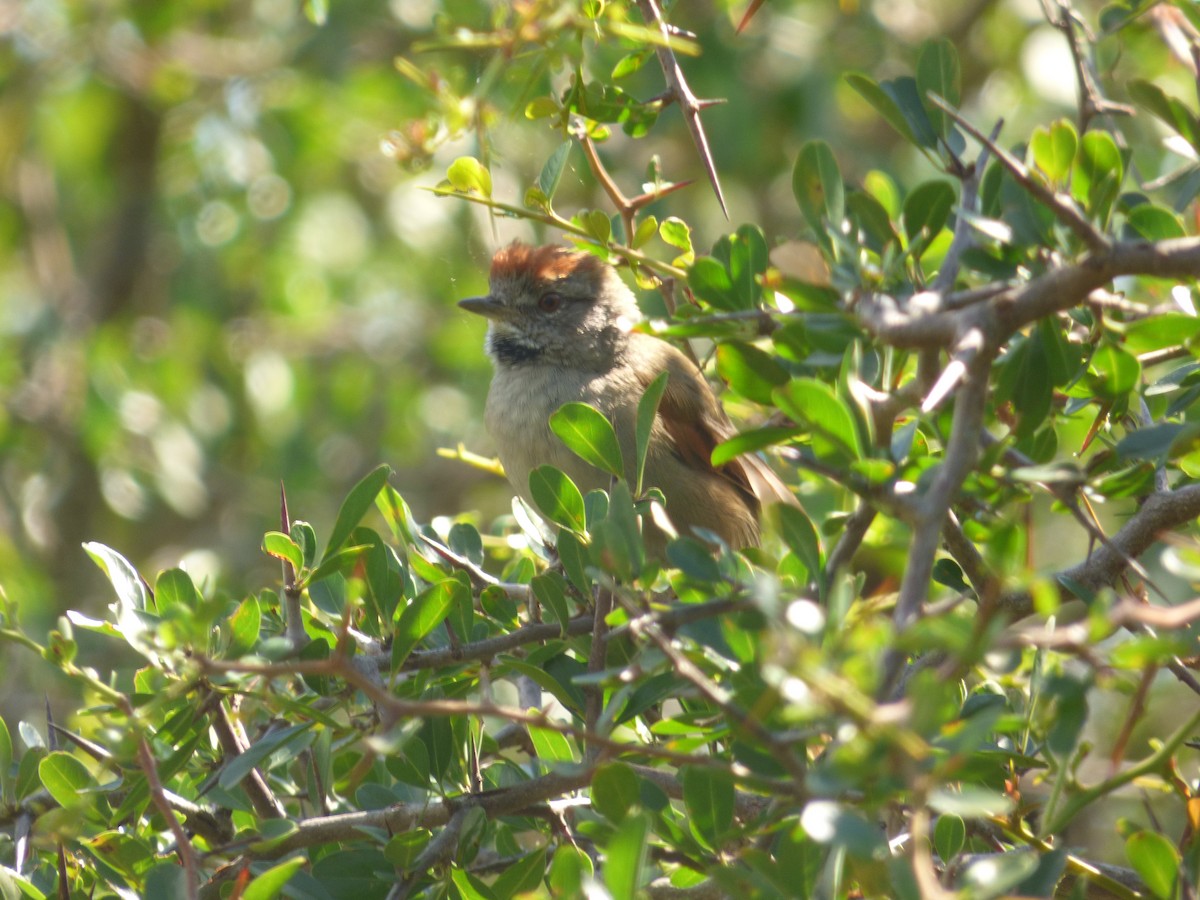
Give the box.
[488,334,543,366]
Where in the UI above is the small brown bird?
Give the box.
[460,242,795,549]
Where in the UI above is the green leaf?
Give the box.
[1074,131,1123,224]
[928,786,1014,818]
[916,38,961,137]
[961,852,1040,897]
[1088,344,1141,399]
[226,595,262,656]
[556,530,592,595]
[711,426,802,467]
[659,216,694,266]
[631,215,658,249]
[725,223,769,307]
[384,830,431,867]
[846,73,917,145]
[38,752,93,809]
[218,723,311,790]
[592,762,640,823]
[636,372,669,496]
[1128,79,1200,151]
[528,465,587,533]
[492,848,549,900]
[548,845,593,896]
[1114,422,1190,461]
[538,141,572,202]
[774,504,822,584]
[303,0,327,26]
[793,140,845,236]
[903,180,956,244]
[682,766,735,850]
[528,726,576,764]
[933,814,966,862]
[391,576,466,669]
[242,856,306,900]
[716,341,788,405]
[688,256,738,310]
[774,379,863,460]
[549,402,624,480]
[1029,119,1077,185]
[154,567,198,611]
[1126,203,1186,241]
[604,811,650,900]
[322,464,391,564]
[883,76,939,148]
[531,571,572,635]
[446,156,492,197]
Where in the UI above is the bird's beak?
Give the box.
[458,295,507,320]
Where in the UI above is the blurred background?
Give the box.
[0,0,1191,733]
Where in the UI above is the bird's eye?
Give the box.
[538,292,563,313]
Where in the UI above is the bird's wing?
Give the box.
[632,336,796,508]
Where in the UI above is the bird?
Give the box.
[459,241,796,549]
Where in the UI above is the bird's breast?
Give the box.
[485,364,640,498]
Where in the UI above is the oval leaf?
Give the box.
[528,465,587,533]
[549,402,624,480]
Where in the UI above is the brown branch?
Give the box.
[999,483,1200,618]
[928,94,1110,253]
[211,695,287,820]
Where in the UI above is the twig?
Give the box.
[1047,0,1135,131]
[211,695,287,820]
[636,0,729,218]
[280,483,307,650]
[387,806,471,900]
[928,94,1110,253]
[130,708,200,900]
[624,602,808,786]
[883,339,993,695]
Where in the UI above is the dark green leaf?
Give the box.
[155,567,198,611]
[716,342,789,405]
[218,723,311,790]
[636,371,669,496]
[682,766,735,850]
[492,848,549,900]
[392,577,466,669]
[550,402,624,480]
[242,856,305,900]
[774,504,822,584]
[226,595,261,656]
[1074,131,1123,224]
[711,426,802,467]
[793,140,845,236]
[933,814,966,862]
[529,465,587,533]
[916,39,960,137]
[774,379,863,460]
[39,752,93,809]
[1113,422,1186,461]
[1126,203,1186,241]
[846,73,917,145]
[531,571,572,635]
[688,256,739,310]
[323,464,391,564]
[604,812,650,900]
[592,762,640,823]
[1088,344,1141,399]
[1128,79,1200,151]
[538,141,572,202]
[902,180,956,244]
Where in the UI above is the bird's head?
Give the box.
[459,243,640,371]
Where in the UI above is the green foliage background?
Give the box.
[3,0,1200,897]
